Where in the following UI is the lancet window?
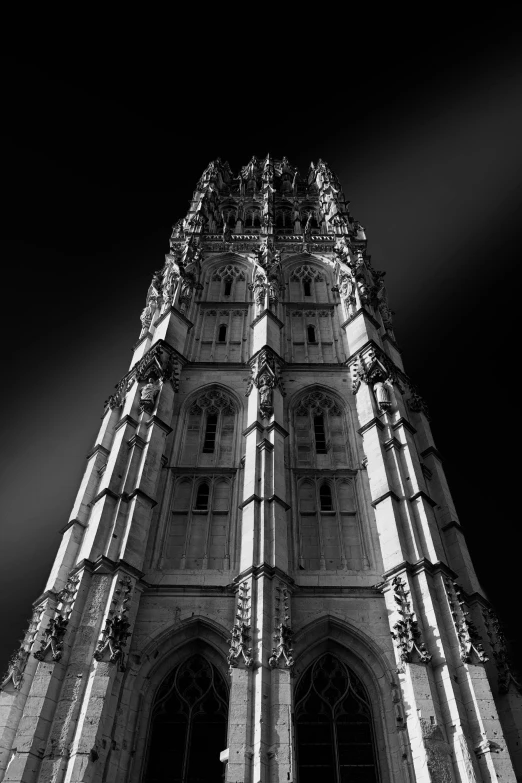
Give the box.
[294,392,349,467]
[289,264,330,303]
[198,309,247,361]
[295,654,378,783]
[208,264,247,301]
[244,207,261,231]
[276,207,293,234]
[180,389,237,467]
[143,655,228,783]
[165,476,232,569]
[297,477,366,571]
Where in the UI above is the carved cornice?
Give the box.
[234,563,296,587]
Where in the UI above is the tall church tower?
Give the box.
[1,156,521,783]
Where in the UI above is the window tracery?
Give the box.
[165,476,232,569]
[144,655,228,783]
[181,389,237,466]
[297,477,366,571]
[294,392,347,467]
[295,654,378,783]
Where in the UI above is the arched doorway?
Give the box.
[295,653,379,783]
[143,654,228,783]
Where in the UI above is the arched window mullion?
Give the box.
[180,478,197,570]
[332,479,348,570]
[201,478,215,569]
[314,479,327,571]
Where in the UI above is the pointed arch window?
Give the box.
[218,323,227,342]
[295,653,378,783]
[303,279,312,297]
[203,414,218,453]
[195,482,210,510]
[181,389,237,467]
[319,483,333,511]
[294,391,348,468]
[224,279,232,296]
[144,655,228,783]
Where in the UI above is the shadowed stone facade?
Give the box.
[1,156,521,783]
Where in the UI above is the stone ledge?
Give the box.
[266,494,291,511]
[114,414,139,433]
[357,417,385,435]
[242,421,264,437]
[250,309,284,330]
[59,518,88,535]
[341,308,381,331]
[146,414,173,435]
[392,417,417,435]
[267,421,289,439]
[371,490,401,508]
[238,493,263,509]
[382,558,458,582]
[153,305,194,332]
[85,443,110,461]
[234,563,295,586]
[441,520,464,534]
[420,446,443,461]
[409,490,437,507]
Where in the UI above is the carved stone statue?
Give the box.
[162,254,181,310]
[140,300,155,331]
[250,270,267,307]
[373,381,392,414]
[258,373,274,418]
[140,377,160,414]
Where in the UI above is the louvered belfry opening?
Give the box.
[143,655,228,783]
[295,654,378,783]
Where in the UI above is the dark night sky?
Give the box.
[1,27,521,673]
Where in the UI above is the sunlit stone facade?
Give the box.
[1,156,521,783]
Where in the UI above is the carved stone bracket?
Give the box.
[444,580,489,664]
[227,581,254,672]
[1,606,44,690]
[390,576,432,667]
[93,576,133,668]
[268,582,294,670]
[33,574,80,663]
[482,607,522,694]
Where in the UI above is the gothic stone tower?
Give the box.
[1,156,521,783]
